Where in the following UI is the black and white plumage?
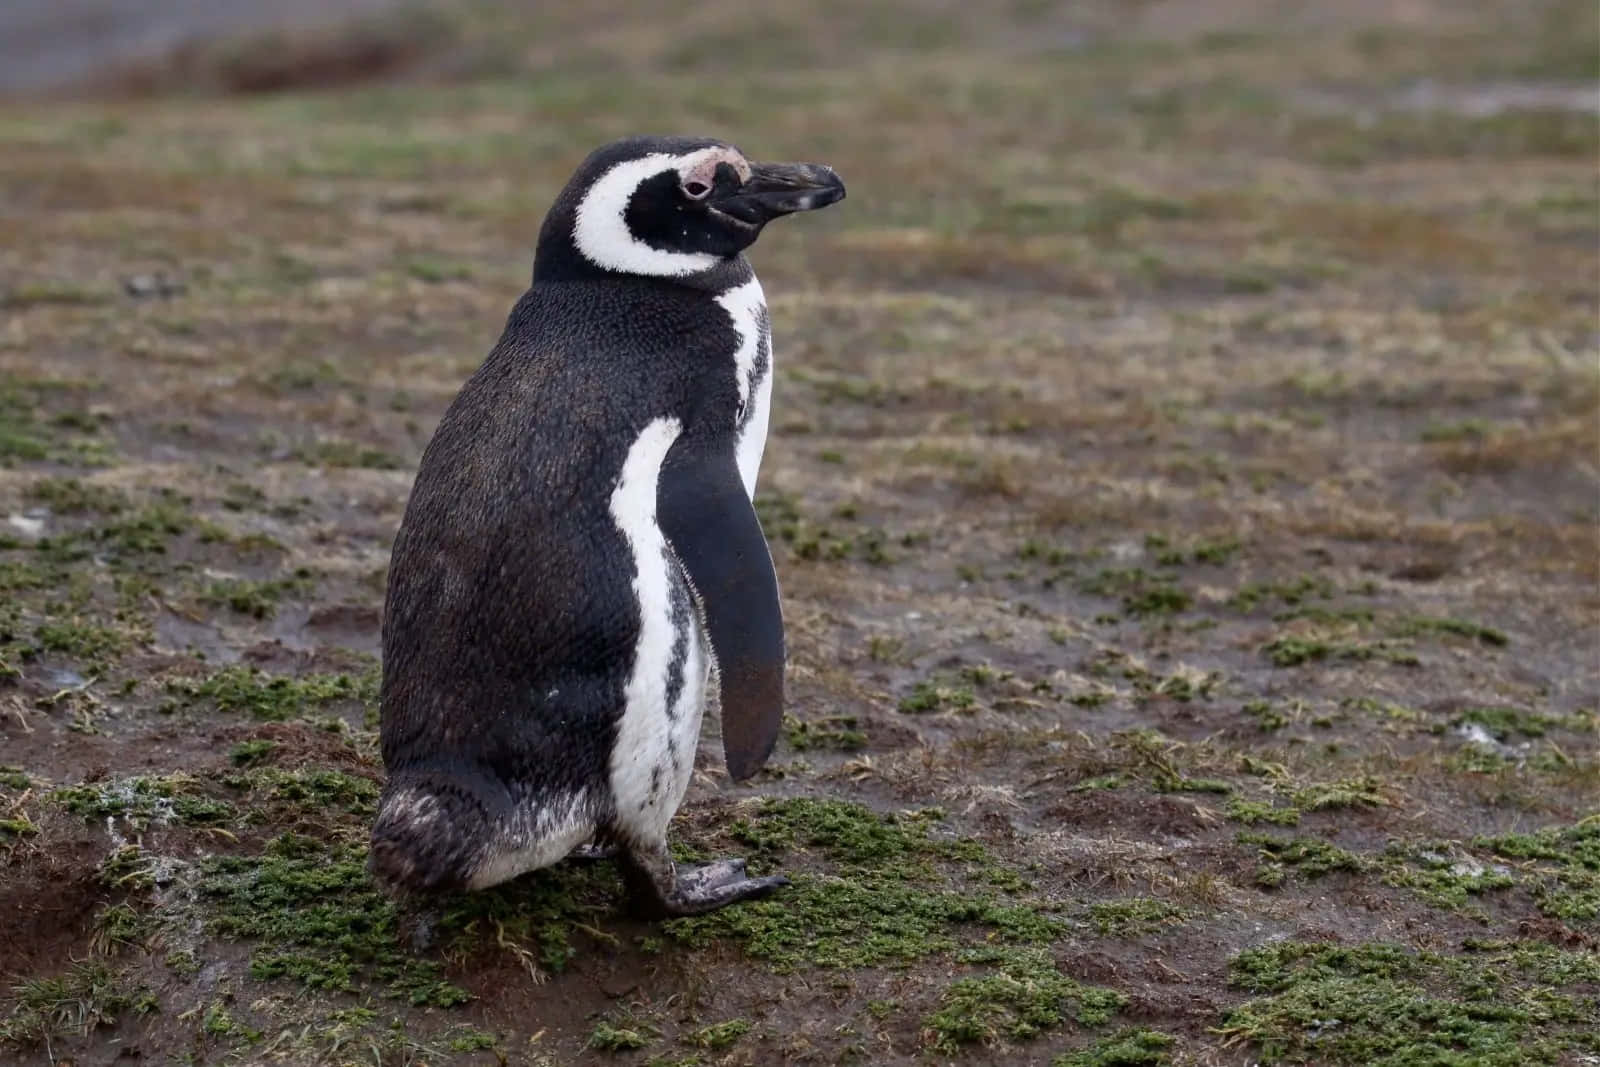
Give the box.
[369,136,845,917]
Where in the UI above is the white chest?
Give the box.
[714,278,773,500]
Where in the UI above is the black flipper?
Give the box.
[656,436,784,780]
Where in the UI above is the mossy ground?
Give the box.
[1,0,1596,1064]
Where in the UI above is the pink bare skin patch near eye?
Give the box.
[679,147,751,190]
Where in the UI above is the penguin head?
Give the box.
[534,135,846,282]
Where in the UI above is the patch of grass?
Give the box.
[198,834,469,1006]
[228,739,276,766]
[1087,897,1184,937]
[24,478,129,514]
[165,663,378,720]
[589,1016,654,1052]
[1226,798,1301,827]
[1455,706,1590,741]
[1243,699,1290,731]
[1290,776,1385,811]
[223,767,380,820]
[1477,819,1599,922]
[0,766,32,790]
[293,438,405,470]
[33,619,127,661]
[686,1019,751,1049]
[53,775,235,828]
[926,946,1126,1053]
[1054,1028,1175,1066]
[1390,615,1509,647]
[666,800,1056,971]
[899,678,976,714]
[783,713,867,752]
[1218,939,1598,1064]
[1231,577,1333,611]
[0,962,154,1048]
[1380,843,1516,912]
[1240,833,1364,889]
[1263,635,1419,668]
[197,571,315,619]
[1081,568,1192,617]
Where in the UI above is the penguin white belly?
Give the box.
[716,277,773,499]
[607,416,711,841]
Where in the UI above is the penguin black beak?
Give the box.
[713,162,846,225]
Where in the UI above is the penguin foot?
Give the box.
[568,842,618,862]
[618,846,789,918]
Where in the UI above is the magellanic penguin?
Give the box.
[370,136,845,917]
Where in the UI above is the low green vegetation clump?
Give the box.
[1240,833,1365,889]
[1476,819,1599,922]
[53,775,235,828]
[1087,897,1185,937]
[926,946,1126,1052]
[165,663,379,720]
[195,834,469,1007]
[1054,1028,1175,1066]
[665,799,1063,978]
[0,962,155,1047]
[1219,939,1600,1064]
[782,713,868,752]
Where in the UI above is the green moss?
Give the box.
[197,834,468,1007]
[294,438,405,470]
[33,619,127,661]
[0,765,29,790]
[687,1019,751,1049]
[589,1013,656,1051]
[1087,897,1184,936]
[92,902,151,953]
[1218,939,1598,1064]
[926,946,1126,1052]
[1290,776,1385,811]
[53,775,236,828]
[1080,568,1191,617]
[1231,577,1333,611]
[783,713,868,752]
[1243,699,1289,731]
[1390,616,1508,647]
[1054,1028,1175,1066]
[166,663,378,720]
[445,1026,499,1052]
[228,739,276,766]
[198,572,315,619]
[25,478,129,515]
[0,962,155,1047]
[1240,833,1364,888]
[434,861,624,975]
[1477,819,1599,921]
[666,800,1056,971]
[1263,636,1418,668]
[1226,798,1301,826]
[1455,706,1589,741]
[1380,843,1516,911]
[223,767,380,820]
[898,679,976,714]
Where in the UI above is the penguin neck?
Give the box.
[531,236,755,295]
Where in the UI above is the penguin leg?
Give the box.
[616,839,789,918]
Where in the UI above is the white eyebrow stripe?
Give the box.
[570,147,749,278]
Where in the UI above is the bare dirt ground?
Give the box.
[1,1,1596,1064]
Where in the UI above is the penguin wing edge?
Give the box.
[657,438,784,781]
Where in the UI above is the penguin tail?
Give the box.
[368,771,495,894]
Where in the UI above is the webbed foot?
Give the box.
[618,846,789,918]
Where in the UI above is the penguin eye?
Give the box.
[680,179,711,201]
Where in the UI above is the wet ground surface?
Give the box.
[0,1,1596,1064]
